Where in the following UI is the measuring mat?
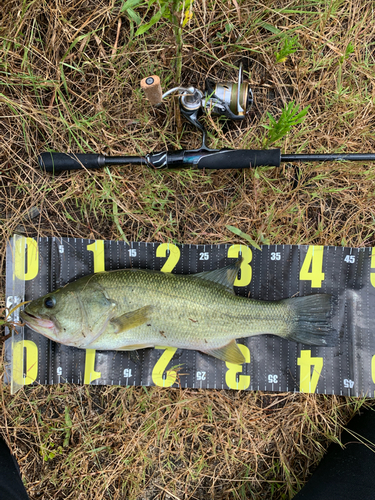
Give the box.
[5,235,375,396]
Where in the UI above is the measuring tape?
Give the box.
[6,235,375,397]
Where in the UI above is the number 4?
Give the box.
[297,350,323,393]
[300,246,325,288]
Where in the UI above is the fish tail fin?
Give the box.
[283,294,337,347]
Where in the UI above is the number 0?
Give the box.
[14,236,39,281]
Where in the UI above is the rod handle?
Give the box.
[197,149,281,169]
[141,75,163,105]
[38,153,106,172]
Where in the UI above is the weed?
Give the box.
[262,102,310,148]
[275,35,299,63]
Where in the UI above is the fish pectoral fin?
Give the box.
[116,344,154,351]
[110,305,153,334]
[193,257,243,293]
[202,340,246,364]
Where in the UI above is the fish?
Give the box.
[20,258,337,364]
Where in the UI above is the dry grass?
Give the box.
[1,0,375,498]
[0,382,366,499]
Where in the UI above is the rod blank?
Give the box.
[281,153,375,163]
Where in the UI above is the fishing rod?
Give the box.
[38,65,375,173]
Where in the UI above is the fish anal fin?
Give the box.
[110,305,153,334]
[193,257,243,293]
[116,344,154,351]
[202,339,246,364]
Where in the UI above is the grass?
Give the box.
[1,0,375,498]
[0,385,362,499]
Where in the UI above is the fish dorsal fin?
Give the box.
[202,339,246,364]
[193,257,243,293]
[110,305,153,334]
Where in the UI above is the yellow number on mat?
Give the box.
[87,241,105,273]
[14,237,39,281]
[225,344,251,390]
[85,242,105,383]
[156,243,180,273]
[371,355,375,384]
[152,347,178,387]
[371,249,375,288]
[300,246,325,288]
[13,340,38,385]
[297,350,323,393]
[227,244,252,286]
[84,349,102,384]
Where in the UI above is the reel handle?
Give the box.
[140,75,163,105]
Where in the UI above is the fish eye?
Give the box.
[44,297,56,309]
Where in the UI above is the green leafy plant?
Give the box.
[337,42,355,95]
[262,101,309,147]
[120,0,146,37]
[39,443,59,462]
[339,41,355,64]
[275,35,299,63]
[135,0,194,81]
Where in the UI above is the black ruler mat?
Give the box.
[5,235,375,396]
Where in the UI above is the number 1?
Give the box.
[87,241,105,273]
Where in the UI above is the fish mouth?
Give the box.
[20,310,57,332]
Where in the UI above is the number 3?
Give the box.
[225,344,250,390]
[227,244,252,287]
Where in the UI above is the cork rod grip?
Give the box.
[141,75,163,105]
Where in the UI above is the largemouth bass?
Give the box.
[20,259,336,364]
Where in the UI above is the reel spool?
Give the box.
[203,65,253,119]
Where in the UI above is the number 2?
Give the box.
[152,347,177,387]
[156,243,180,273]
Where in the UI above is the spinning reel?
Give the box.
[141,64,253,148]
